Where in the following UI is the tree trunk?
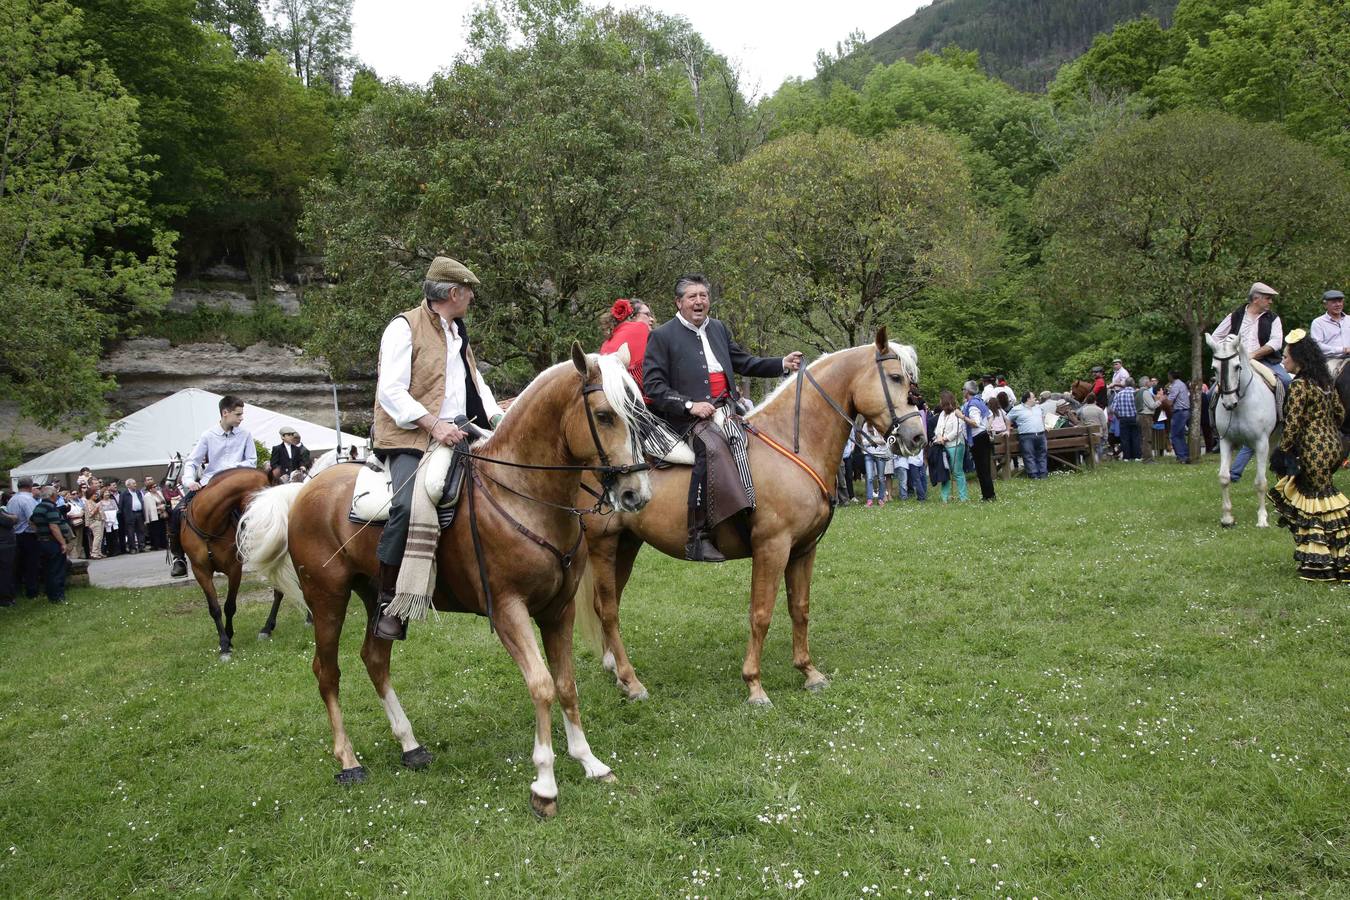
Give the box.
[1189,326,1204,460]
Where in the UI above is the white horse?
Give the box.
[1206,332,1279,527]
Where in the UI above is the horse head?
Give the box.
[850,327,926,455]
[568,342,652,513]
[1206,332,1247,410]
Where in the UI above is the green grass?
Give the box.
[1,464,1347,898]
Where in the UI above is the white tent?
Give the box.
[11,388,367,487]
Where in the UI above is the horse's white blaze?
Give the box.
[563,716,612,780]
[530,736,558,800]
[379,689,420,752]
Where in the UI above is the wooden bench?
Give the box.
[992,425,1099,478]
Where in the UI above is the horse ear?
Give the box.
[571,341,588,376]
[613,343,631,367]
[874,326,888,352]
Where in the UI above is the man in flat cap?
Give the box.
[1212,281,1289,482]
[1110,358,1130,390]
[1311,290,1350,377]
[270,426,311,482]
[369,256,503,640]
[643,273,802,561]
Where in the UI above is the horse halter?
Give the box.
[1213,351,1247,410]
[579,381,649,512]
[873,349,922,443]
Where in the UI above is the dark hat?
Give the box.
[426,256,480,285]
[1323,290,1345,302]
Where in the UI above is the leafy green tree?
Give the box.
[1036,110,1350,449]
[195,0,269,58]
[1,0,176,430]
[269,0,354,92]
[302,0,718,377]
[717,127,1001,353]
[1049,16,1183,100]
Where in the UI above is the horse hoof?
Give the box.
[257,630,272,641]
[624,688,649,702]
[1220,521,1235,529]
[805,678,829,693]
[401,745,433,770]
[747,696,773,708]
[218,652,232,662]
[595,771,618,784]
[335,766,368,786]
[530,791,559,819]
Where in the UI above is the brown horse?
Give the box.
[1070,379,1095,403]
[176,467,293,659]
[576,329,926,706]
[238,346,651,816]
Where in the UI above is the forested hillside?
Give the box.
[867,0,1178,89]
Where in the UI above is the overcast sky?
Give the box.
[351,1,925,98]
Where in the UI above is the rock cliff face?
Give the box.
[102,338,376,438]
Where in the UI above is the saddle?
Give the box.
[349,444,467,525]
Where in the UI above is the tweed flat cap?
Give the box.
[426,256,480,285]
[1249,281,1278,297]
[1323,290,1345,302]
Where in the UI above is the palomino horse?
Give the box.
[176,467,294,659]
[238,346,651,816]
[1207,332,1278,527]
[576,329,926,706]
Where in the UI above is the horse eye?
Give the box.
[888,374,903,383]
[596,411,615,425]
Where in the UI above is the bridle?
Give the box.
[792,348,922,454]
[1213,350,1248,411]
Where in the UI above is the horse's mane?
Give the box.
[750,341,919,417]
[493,352,658,451]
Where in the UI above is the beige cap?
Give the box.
[426,256,480,285]
[1249,281,1278,297]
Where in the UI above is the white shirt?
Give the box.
[675,313,724,374]
[934,411,963,446]
[1212,307,1283,356]
[186,425,257,484]
[1110,366,1130,387]
[1311,312,1350,359]
[981,384,999,403]
[376,314,502,429]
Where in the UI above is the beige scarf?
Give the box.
[385,459,439,622]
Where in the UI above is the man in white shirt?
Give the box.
[1311,290,1349,377]
[1210,282,1291,386]
[169,395,256,576]
[369,256,503,640]
[1110,359,1130,389]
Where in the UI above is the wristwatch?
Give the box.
[684,400,693,411]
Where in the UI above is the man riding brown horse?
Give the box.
[641,274,802,561]
[369,256,504,641]
[169,394,256,577]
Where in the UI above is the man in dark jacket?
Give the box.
[269,427,312,481]
[118,479,147,553]
[642,273,803,561]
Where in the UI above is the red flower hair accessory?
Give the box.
[611,298,633,322]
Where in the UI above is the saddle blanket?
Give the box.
[350,444,459,524]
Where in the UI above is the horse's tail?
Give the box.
[237,483,306,602]
[572,564,604,658]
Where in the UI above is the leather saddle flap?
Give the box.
[349,444,459,524]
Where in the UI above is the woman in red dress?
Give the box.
[598,298,655,390]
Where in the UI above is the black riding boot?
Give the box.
[372,561,408,641]
[167,507,187,577]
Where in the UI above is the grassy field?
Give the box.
[0,463,1346,898]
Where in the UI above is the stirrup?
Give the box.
[170,557,187,577]
[372,610,408,641]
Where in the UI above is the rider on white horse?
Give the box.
[1211,282,1290,482]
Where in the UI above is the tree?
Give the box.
[269,0,353,92]
[195,0,269,58]
[717,127,1001,353]
[0,0,176,431]
[301,0,720,379]
[1036,110,1350,452]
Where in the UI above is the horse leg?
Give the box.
[193,562,231,660]
[1218,439,1235,527]
[785,547,828,692]
[493,598,561,818]
[538,605,615,784]
[743,537,791,707]
[593,532,648,701]
[1254,437,1270,528]
[259,589,283,639]
[221,566,240,657]
[311,597,363,782]
[360,629,432,770]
